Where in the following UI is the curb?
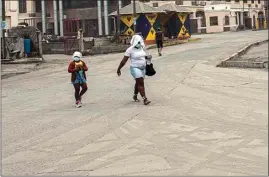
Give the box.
[221,61,268,68]
[1,58,44,65]
[217,39,268,68]
[147,38,201,50]
[81,38,201,56]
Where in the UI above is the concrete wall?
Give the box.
[42,41,66,54]
[145,0,175,7]
[205,10,230,33]
[230,0,264,9]
[5,1,19,28]
[5,0,55,29]
[205,4,231,11]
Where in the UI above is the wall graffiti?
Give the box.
[120,12,191,43]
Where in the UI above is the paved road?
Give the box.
[2,30,268,176]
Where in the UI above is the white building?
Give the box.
[203,0,267,33]
[3,0,267,35]
[144,0,267,33]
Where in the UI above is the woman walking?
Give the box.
[117,34,151,105]
[68,51,88,108]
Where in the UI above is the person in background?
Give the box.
[68,51,88,108]
[77,29,84,52]
[117,34,151,105]
[155,27,164,56]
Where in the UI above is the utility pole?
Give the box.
[0,0,2,59]
[59,0,64,36]
[117,1,120,34]
[133,0,136,33]
[1,0,5,58]
[242,0,245,29]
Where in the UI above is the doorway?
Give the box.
[253,15,256,28]
[258,11,264,29]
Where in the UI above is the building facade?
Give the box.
[111,2,192,44]
[4,0,267,36]
[180,0,267,33]
[4,0,132,36]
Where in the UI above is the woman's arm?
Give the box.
[117,56,129,76]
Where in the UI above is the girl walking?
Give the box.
[68,51,88,108]
[117,34,151,105]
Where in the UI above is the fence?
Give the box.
[42,38,94,55]
[42,41,65,54]
[42,38,78,55]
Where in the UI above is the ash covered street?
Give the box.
[2,30,268,176]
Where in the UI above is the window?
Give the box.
[224,16,230,25]
[191,0,197,6]
[35,0,41,13]
[258,0,260,4]
[210,16,218,26]
[63,0,97,9]
[152,2,158,7]
[175,0,184,5]
[19,0,27,13]
[235,0,239,3]
[251,0,254,3]
[243,0,247,3]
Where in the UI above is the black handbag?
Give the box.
[146,63,156,76]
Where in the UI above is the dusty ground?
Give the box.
[2,30,268,176]
[1,57,69,79]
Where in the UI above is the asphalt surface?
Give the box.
[2,30,268,176]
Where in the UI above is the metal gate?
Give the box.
[64,37,79,55]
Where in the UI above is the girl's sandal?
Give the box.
[133,95,140,102]
[143,99,151,105]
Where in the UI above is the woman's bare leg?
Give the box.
[133,82,140,101]
[136,78,150,105]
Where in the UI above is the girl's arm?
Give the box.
[68,62,77,73]
[82,61,88,71]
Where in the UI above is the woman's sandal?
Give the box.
[133,95,140,102]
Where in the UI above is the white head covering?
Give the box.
[73,51,82,61]
[130,34,145,48]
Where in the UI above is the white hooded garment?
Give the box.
[125,34,147,68]
[130,34,145,48]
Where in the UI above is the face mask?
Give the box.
[73,56,80,62]
[135,42,141,49]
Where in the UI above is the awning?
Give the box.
[109,2,164,16]
[158,4,193,13]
